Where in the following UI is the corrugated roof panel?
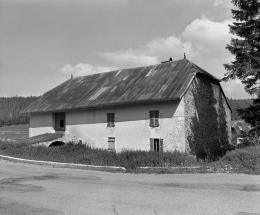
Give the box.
[21,59,221,113]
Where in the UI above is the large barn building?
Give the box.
[21,58,231,158]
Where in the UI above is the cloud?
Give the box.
[60,63,118,77]
[101,36,198,67]
[101,16,232,67]
[182,16,232,58]
[213,0,224,7]
[101,50,159,67]
[213,0,232,8]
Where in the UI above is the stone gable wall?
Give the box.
[184,74,231,160]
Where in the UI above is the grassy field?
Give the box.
[0,124,29,140]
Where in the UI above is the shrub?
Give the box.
[211,146,260,174]
[0,141,200,170]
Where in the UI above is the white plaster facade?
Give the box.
[29,99,186,152]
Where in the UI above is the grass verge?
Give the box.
[1,140,259,174]
[0,141,201,171]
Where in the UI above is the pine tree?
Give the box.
[224,0,260,127]
[223,0,260,95]
[237,98,260,126]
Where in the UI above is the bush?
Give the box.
[211,146,260,174]
[0,140,200,170]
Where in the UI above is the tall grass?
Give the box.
[0,141,200,169]
[211,146,260,174]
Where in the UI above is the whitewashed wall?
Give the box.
[29,100,185,152]
[30,112,55,136]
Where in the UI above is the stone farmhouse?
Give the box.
[21,58,232,158]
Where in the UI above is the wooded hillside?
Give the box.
[0,96,253,126]
[0,96,40,126]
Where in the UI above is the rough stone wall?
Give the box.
[184,74,231,160]
[163,97,185,152]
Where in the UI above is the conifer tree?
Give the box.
[224,0,260,127]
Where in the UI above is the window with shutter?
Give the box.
[107,113,115,127]
[150,138,163,152]
[149,110,159,127]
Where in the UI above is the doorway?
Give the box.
[53,112,66,132]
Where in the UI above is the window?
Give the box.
[107,113,115,127]
[149,110,159,127]
[108,137,115,150]
[150,138,163,152]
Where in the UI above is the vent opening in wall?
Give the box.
[108,137,115,150]
[150,138,163,152]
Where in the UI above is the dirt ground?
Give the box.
[0,160,260,215]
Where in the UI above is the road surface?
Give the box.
[0,160,260,215]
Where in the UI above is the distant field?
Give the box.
[0,124,29,140]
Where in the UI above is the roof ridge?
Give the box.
[70,59,186,79]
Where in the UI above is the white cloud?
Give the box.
[183,16,231,42]
[212,0,233,8]
[101,16,232,67]
[182,16,232,58]
[101,50,159,67]
[213,0,224,7]
[101,36,198,67]
[60,63,118,77]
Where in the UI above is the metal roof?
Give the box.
[13,133,64,145]
[231,121,251,135]
[21,59,221,113]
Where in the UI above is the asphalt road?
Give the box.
[0,160,260,215]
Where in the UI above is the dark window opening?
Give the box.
[149,110,159,127]
[107,113,115,127]
[60,119,64,128]
[108,137,115,150]
[53,112,66,132]
[150,138,163,152]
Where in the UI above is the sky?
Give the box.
[0,0,252,99]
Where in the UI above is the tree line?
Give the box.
[0,96,40,126]
[0,96,253,127]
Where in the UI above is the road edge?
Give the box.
[0,154,126,172]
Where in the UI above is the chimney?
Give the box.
[161,57,173,63]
